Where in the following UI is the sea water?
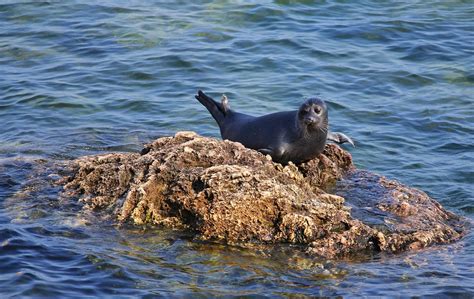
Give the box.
[0,1,473,297]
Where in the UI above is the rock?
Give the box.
[62,131,468,258]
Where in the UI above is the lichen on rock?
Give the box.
[62,131,468,258]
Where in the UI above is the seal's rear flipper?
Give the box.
[327,132,355,147]
[195,90,227,126]
[221,94,230,114]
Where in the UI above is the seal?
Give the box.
[195,90,353,164]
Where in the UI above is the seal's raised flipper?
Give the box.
[195,90,227,126]
[327,132,355,147]
[221,94,230,114]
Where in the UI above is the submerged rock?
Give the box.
[62,131,467,258]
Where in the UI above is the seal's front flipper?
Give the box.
[257,148,274,157]
[327,132,355,147]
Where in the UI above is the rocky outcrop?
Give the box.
[62,131,468,258]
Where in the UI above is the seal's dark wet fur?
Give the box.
[195,90,329,164]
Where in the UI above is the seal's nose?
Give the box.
[303,117,318,125]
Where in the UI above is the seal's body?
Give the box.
[195,90,352,164]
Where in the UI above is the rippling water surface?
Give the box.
[1,1,473,297]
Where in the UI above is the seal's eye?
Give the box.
[314,106,322,114]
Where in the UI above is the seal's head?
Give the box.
[297,97,328,133]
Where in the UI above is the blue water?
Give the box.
[1,1,473,297]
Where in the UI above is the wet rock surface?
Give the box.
[62,131,468,258]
